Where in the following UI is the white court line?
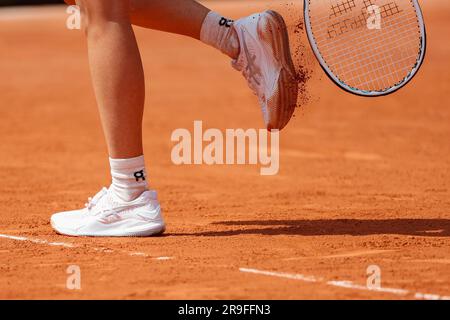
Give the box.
[0,233,173,261]
[239,267,450,300]
[239,268,320,283]
[327,280,408,296]
[155,256,174,261]
[0,233,75,248]
[129,252,149,257]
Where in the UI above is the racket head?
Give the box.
[304,0,426,97]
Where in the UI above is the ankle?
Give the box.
[109,155,149,202]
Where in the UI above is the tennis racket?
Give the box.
[304,0,426,96]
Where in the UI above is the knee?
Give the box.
[76,0,131,37]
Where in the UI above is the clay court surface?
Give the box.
[0,1,449,299]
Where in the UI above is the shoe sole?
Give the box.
[260,10,299,131]
[51,219,166,237]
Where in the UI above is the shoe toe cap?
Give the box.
[50,209,86,234]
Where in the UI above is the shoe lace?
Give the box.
[85,187,108,211]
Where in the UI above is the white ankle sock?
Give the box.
[200,11,240,59]
[109,155,148,202]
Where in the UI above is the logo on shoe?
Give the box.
[99,213,122,224]
[134,170,146,182]
[241,30,262,86]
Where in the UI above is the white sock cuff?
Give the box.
[109,155,146,171]
[200,11,239,59]
[200,11,232,44]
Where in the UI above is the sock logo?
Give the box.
[219,17,233,28]
[133,170,146,182]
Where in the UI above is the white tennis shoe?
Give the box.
[51,187,165,237]
[233,10,298,131]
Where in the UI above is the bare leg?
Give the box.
[130,0,210,40]
[65,0,239,58]
[77,0,144,159]
[130,0,239,59]
[66,0,212,40]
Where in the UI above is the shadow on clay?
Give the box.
[167,219,450,237]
